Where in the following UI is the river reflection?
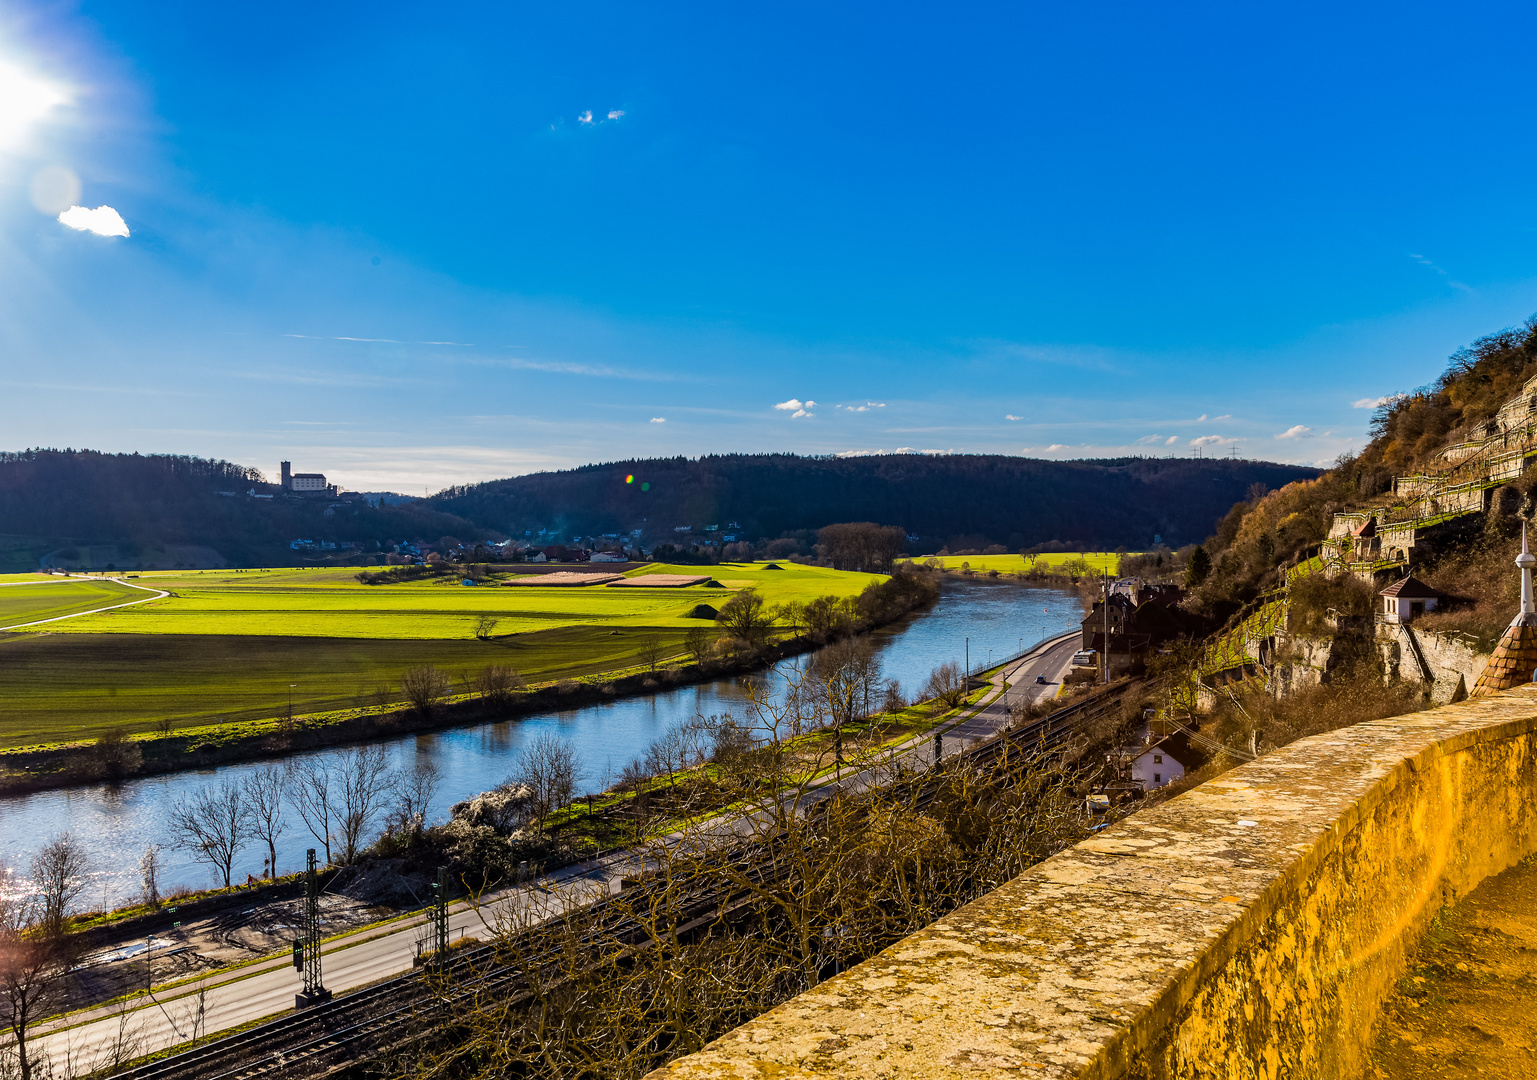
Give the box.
[0,579,1081,905]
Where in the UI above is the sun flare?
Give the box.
[0,57,68,149]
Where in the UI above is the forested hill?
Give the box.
[0,450,477,571]
[429,454,1322,552]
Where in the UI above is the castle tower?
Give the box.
[1471,524,1537,694]
[281,461,292,491]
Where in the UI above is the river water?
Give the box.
[0,580,1082,907]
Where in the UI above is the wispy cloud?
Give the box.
[1135,434,1163,444]
[283,334,474,347]
[1165,435,1178,446]
[58,205,129,238]
[1352,395,1400,409]
[607,110,625,120]
[1408,252,1474,293]
[1275,425,1312,440]
[649,417,666,423]
[1005,414,1023,422]
[1191,434,1237,447]
[578,110,594,125]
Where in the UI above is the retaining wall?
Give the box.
[652,688,1537,1080]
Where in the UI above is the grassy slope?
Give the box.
[0,563,877,747]
[0,578,146,628]
[905,552,1130,574]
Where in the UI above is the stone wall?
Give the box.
[651,690,1537,1080]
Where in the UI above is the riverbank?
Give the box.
[0,582,938,797]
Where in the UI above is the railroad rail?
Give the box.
[108,682,1135,1080]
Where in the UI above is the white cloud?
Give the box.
[577,110,594,124]
[773,398,804,411]
[649,417,665,423]
[1135,434,1163,445]
[1352,395,1401,409]
[57,205,129,238]
[1213,414,1232,421]
[791,409,812,419]
[1276,425,1312,440]
[1191,435,1236,447]
[607,110,625,120]
[1045,444,1069,452]
[1005,414,1023,421]
[1165,435,1179,446]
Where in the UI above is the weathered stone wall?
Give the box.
[651,690,1537,1080]
[1414,627,1486,689]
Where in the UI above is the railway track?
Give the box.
[108,681,1136,1080]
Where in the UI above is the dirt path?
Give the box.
[1367,854,1537,1077]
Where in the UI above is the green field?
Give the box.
[10,563,874,639]
[0,578,148,628]
[906,552,1130,575]
[0,563,879,747]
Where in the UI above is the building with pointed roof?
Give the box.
[1378,575,1440,625]
[1471,525,1537,695]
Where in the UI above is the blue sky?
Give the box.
[4,2,1537,491]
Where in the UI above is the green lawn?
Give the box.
[13,563,877,640]
[0,562,880,747]
[905,552,1131,575]
[0,578,148,629]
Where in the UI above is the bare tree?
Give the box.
[402,665,452,713]
[0,863,70,1080]
[139,845,163,908]
[287,758,336,864]
[476,664,525,710]
[474,613,500,640]
[168,780,251,888]
[29,833,90,936]
[715,589,772,648]
[515,733,581,833]
[684,626,718,666]
[394,759,442,835]
[924,661,968,710]
[242,765,286,878]
[809,638,882,768]
[335,745,396,864]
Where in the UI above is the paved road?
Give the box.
[24,633,1082,1073]
[0,574,169,631]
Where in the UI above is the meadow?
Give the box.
[0,563,880,747]
[906,552,1129,575]
[0,577,148,628]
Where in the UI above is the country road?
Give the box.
[0,574,169,631]
[21,631,1082,1074]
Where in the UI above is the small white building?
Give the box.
[1379,575,1440,625]
[1130,739,1187,789]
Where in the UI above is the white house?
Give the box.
[1379,575,1441,625]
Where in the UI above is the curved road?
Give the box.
[0,574,169,631]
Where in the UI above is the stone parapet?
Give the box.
[651,690,1537,1080]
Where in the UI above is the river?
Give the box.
[0,579,1082,907]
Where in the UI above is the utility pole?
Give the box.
[431,866,450,968]
[293,849,331,1007]
[1102,570,1110,685]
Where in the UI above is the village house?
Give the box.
[1379,575,1441,624]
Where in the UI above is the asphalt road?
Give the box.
[25,632,1082,1073]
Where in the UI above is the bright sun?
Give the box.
[0,58,68,150]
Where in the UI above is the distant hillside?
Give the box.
[0,450,480,572]
[429,454,1322,552]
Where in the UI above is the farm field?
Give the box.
[0,625,694,748]
[0,563,880,746]
[9,562,876,640]
[0,577,148,628]
[907,552,1131,575]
